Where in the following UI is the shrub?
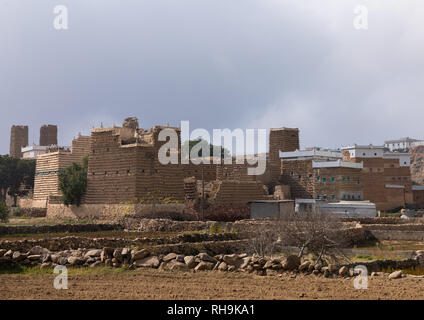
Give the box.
[58,156,88,207]
[0,202,10,222]
[12,207,21,216]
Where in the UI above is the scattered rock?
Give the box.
[299,261,311,272]
[134,256,160,268]
[282,255,301,271]
[338,266,348,276]
[389,270,402,279]
[328,264,338,273]
[163,253,178,262]
[240,257,251,269]
[168,260,189,271]
[113,249,123,262]
[90,261,103,268]
[67,256,83,265]
[4,250,13,257]
[13,252,27,261]
[121,248,130,257]
[184,256,197,269]
[227,265,236,272]
[50,254,61,264]
[223,254,243,268]
[84,249,102,258]
[27,255,41,261]
[175,255,185,263]
[194,261,214,271]
[131,249,150,261]
[28,246,49,256]
[197,253,217,264]
[218,262,228,271]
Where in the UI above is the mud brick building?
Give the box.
[269,128,299,183]
[10,125,28,158]
[341,145,413,210]
[32,135,91,207]
[412,186,424,206]
[39,125,58,146]
[84,123,186,204]
[280,148,363,201]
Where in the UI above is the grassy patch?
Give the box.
[380,265,424,276]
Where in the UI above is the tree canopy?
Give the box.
[0,155,36,206]
[58,156,88,207]
[182,139,231,159]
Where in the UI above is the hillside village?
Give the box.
[6,118,424,219]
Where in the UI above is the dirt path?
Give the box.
[1,269,424,300]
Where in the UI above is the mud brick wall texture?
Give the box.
[351,157,387,208]
[9,125,28,158]
[33,135,91,202]
[210,180,268,204]
[85,126,186,204]
[269,128,299,183]
[85,129,139,204]
[280,159,362,200]
[39,125,58,146]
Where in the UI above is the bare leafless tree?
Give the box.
[278,207,350,264]
[247,220,280,258]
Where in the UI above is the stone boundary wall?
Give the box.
[345,258,419,273]
[0,224,122,235]
[0,233,242,252]
[364,224,424,231]
[46,203,190,220]
[17,207,47,217]
[369,230,424,241]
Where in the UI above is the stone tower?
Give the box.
[10,125,29,158]
[269,127,300,182]
[39,125,58,146]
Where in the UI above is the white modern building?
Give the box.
[341,144,385,159]
[384,137,424,151]
[295,199,377,218]
[21,145,48,159]
[279,147,342,161]
[383,152,411,167]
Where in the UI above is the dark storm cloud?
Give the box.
[0,0,423,154]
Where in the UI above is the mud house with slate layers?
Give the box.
[31,134,91,208]
[26,118,303,218]
[23,116,421,218]
[279,148,364,202]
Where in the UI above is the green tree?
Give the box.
[0,155,36,206]
[58,156,88,207]
[182,139,231,159]
[0,202,9,222]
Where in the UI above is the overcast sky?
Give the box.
[1,0,423,154]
